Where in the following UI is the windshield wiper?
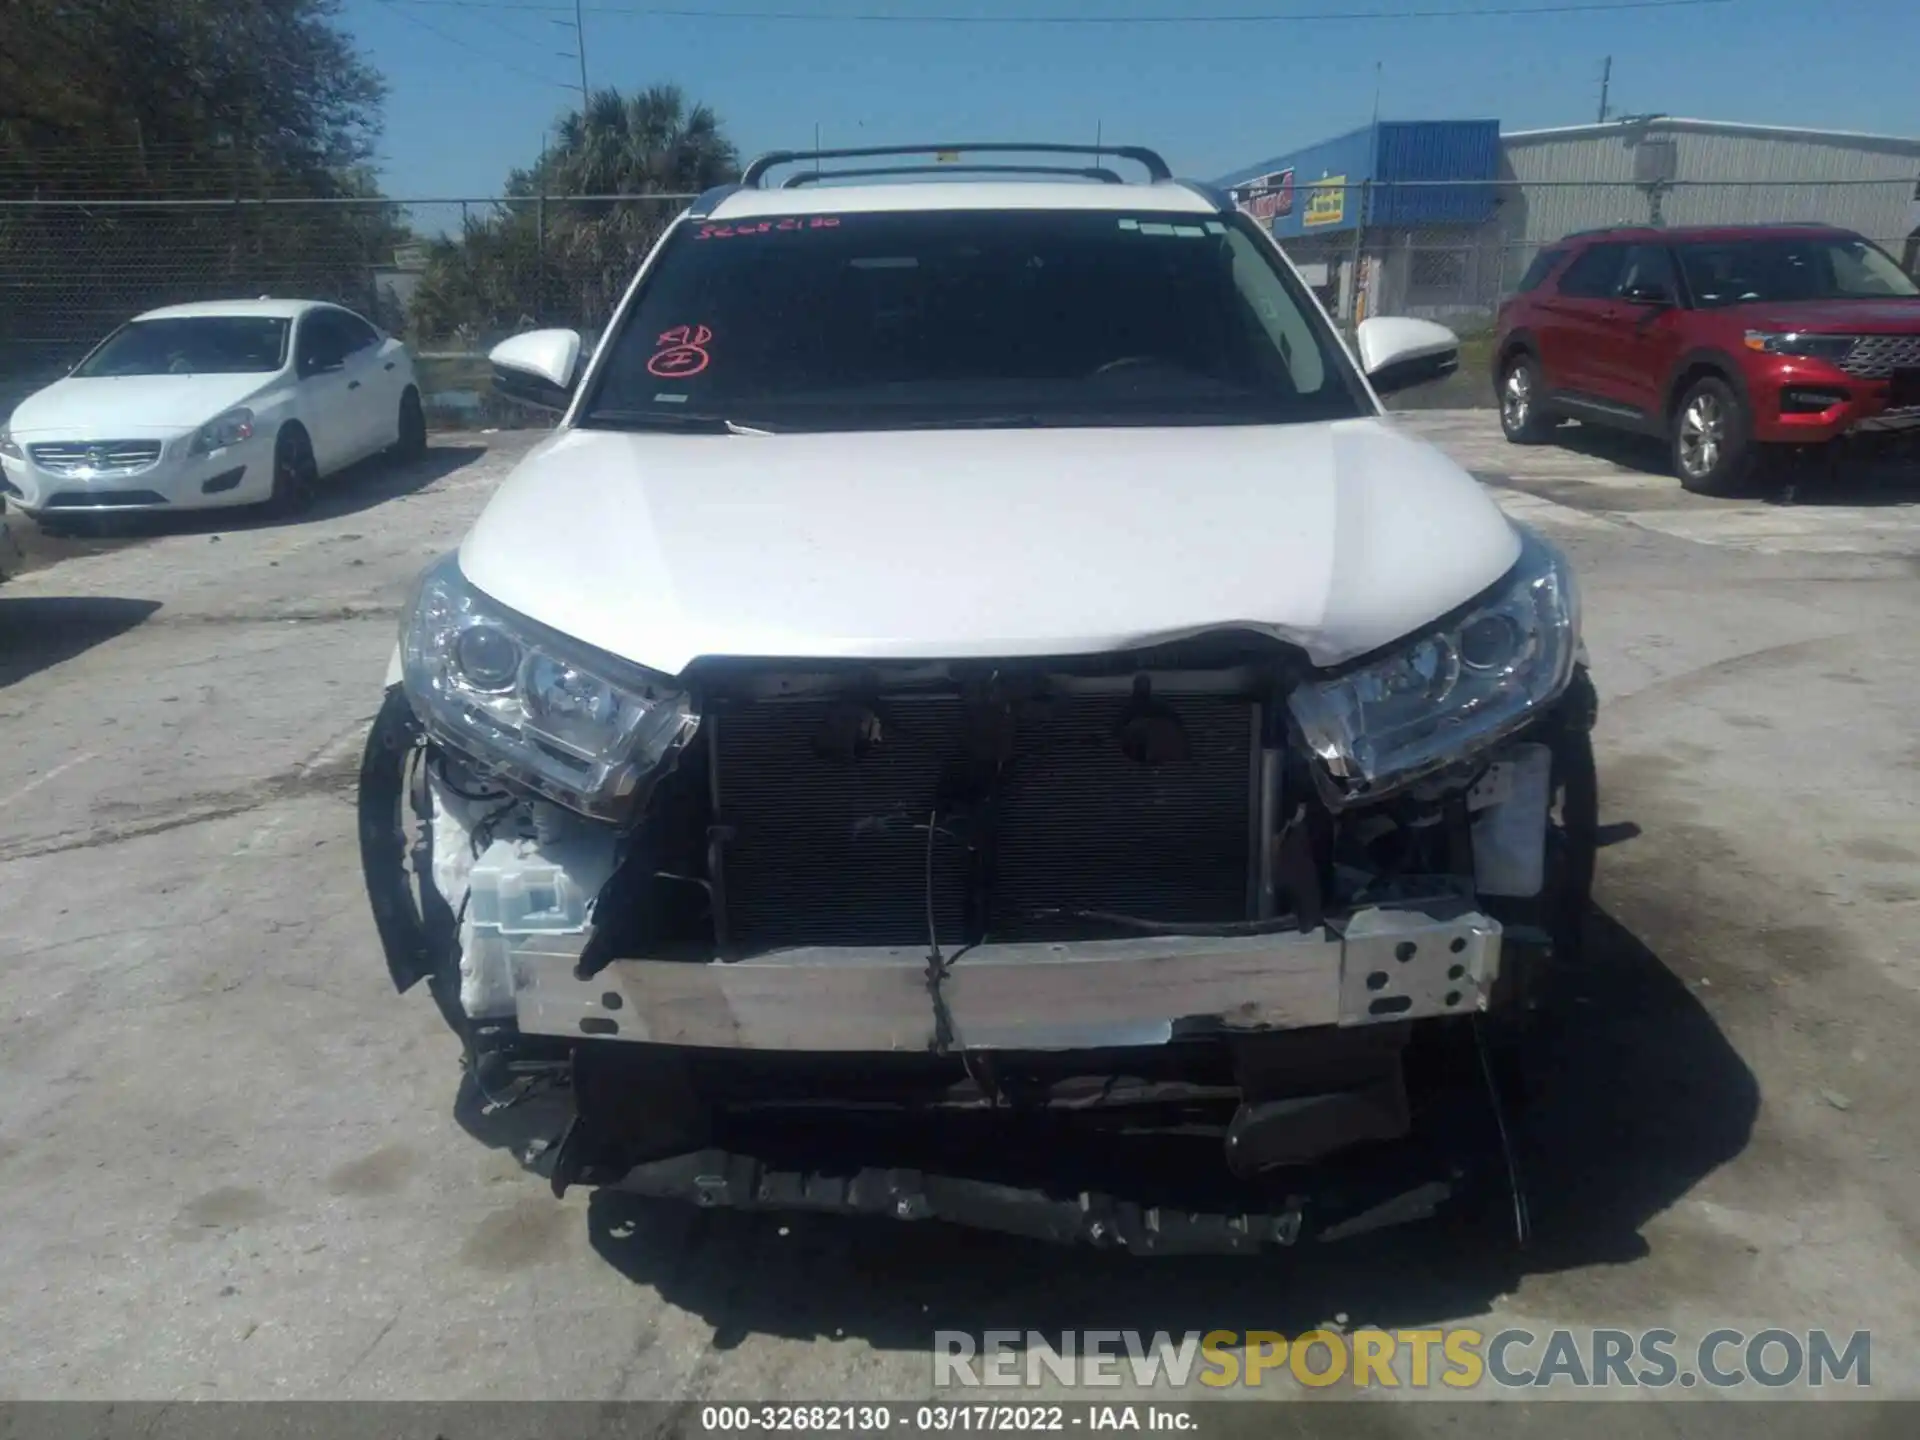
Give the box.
[583,410,778,435]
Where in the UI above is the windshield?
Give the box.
[1676,236,1920,308]
[580,208,1369,432]
[74,316,292,377]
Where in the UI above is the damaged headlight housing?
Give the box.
[399,553,698,819]
[1288,526,1579,805]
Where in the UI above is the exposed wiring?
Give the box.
[652,869,713,896]
[1021,906,1303,938]
[924,809,943,970]
[1473,1014,1532,1249]
[430,749,512,804]
[470,796,524,858]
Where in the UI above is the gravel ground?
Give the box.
[1,417,1918,1425]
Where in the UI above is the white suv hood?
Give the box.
[459,417,1521,673]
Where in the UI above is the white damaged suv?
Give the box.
[358,143,1598,1254]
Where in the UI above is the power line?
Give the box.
[386,0,1736,21]
[374,0,577,90]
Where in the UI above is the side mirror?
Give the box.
[1621,283,1676,307]
[1356,316,1460,397]
[490,328,584,413]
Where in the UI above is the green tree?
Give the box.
[0,0,398,390]
[0,0,384,198]
[412,85,739,344]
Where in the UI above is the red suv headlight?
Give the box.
[1743,331,1857,365]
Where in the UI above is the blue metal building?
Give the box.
[1219,115,1920,327]
[1215,119,1502,323]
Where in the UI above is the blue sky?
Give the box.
[341,0,1918,201]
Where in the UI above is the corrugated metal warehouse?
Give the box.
[1217,115,1920,329]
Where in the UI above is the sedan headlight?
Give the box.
[1743,330,1856,365]
[1288,526,1579,806]
[0,425,21,462]
[400,553,698,819]
[190,407,255,455]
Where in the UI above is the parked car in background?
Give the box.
[1493,224,1920,494]
[0,299,426,530]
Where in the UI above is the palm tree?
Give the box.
[512,85,740,329]
[413,85,738,343]
[526,85,740,198]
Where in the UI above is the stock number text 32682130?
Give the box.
[699,1404,1074,1431]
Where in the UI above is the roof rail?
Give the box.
[687,182,742,219]
[783,163,1126,188]
[741,142,1172,187]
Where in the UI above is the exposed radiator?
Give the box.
[713,691,1258,955]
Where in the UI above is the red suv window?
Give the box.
[1555,244,1628,298]
[1514,247,1568,293]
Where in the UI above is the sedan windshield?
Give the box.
[75,316,291,377]
[1676,236,1920,308]
[581,208,1368,432]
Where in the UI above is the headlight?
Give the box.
[190,407,255,455]
[0,426,21,462]
[1288,526,1579,806]
[400,553,699,819]
[1743,330,1856,365]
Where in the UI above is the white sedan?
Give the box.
[0,299,425,525]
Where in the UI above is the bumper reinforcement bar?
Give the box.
[506,902,1502,1053]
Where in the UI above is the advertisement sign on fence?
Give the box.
[1304,175,1348,228]
[1231,169,1295,224]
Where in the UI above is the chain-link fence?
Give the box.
[5,176,1917,418]
[1226,176,1920,340]
[0,193,695,419]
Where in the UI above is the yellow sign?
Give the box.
[1304,175,1347,228]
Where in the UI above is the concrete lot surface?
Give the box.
[1,414,1918,1418]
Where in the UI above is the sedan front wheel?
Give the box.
[268,427,320,516]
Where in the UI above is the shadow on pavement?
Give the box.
[0,595,161,689]
[526,903,1759,1351]
[1547,423,1920,506]
[13,443,487,555]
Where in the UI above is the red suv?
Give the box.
[1492,224,1920,494]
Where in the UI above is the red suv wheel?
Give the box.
[1670,375,1755,496]
[1499,353,1559,444]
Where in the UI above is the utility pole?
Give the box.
[1597,56,1612,123]
[568,0,583,101]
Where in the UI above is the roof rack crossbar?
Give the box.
[783,163,1125,188]
[742,142,1172,187]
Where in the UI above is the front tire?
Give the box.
[393,387,427,462]
[268,426,319,516]
[1671,376,1754,496]
[1499,354,1558,444]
